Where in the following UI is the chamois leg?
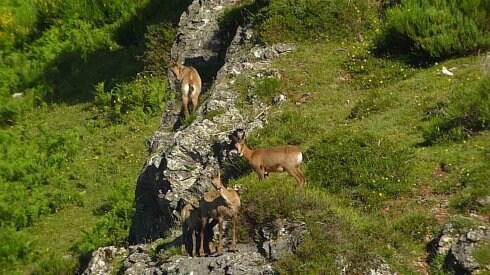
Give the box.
[182,96,190,118]
[191,228,197,257]
[295,166,306,187]
[207,219,218,254]
[181,222,187,255]
[190,94,199,114]
[217,216,224,255]
[253,166,266,181]
[230,215,238,252]
[199,217,207,257]
[286,166,304,187]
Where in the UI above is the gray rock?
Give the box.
[257,219,306,261]
[429,224,490,274]
[446,226,490,274]
[83,246,128,275]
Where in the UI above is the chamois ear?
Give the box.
[234,129,246,140]
[229,133,239,143]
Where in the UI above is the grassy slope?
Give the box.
[229,41,489,273]
[4,103,159,274]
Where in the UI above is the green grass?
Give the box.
[0,103,159,274]
[228,41,490,273]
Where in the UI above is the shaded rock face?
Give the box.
[429,224,490,274]
[169,0,240,90]
[257,219,306,261]
[129,0,294,245]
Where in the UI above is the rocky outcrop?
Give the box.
[429,224,490,274]
[128,0,294,245]
[120,243,274,275]
[82,246,128,275]
[257,219,306,261]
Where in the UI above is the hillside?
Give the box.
[1,0,489,274]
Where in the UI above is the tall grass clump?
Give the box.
[305,130,413,210]
[0,127,82,230]
[379,0,490,59]
[254,0,379,43]
[94,76,172,123]
[423,77,490,144]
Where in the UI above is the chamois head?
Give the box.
[211,170,224,192]
[229,129,246,156]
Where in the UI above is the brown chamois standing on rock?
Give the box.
[169,59,202,119]
[199,172,241,256]
[181,203,217,257]
[229,129,306,187]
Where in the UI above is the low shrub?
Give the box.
[255,0,380,43]
[391,211,437,242]
[379,0,490,59]
[305,130,413,210]
[449,163,490,213]
[0,127,81,229]
[94,76,172,123]
[252,77,281,103]
[423,77,490,144]
[0,227,33,267]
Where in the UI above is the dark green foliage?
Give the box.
[380,0,490,59]
[423,77,490,144]
[0,127,81,230]
[449,161,490,213]
[74,182,135,255]
[253,77,281,103]
[30,252,78,275]
[0,227,33,266]
[94,76,172,123]
[255,0,379,43]
[142,23,176,77]
[305,131,413,209]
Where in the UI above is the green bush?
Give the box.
[253,77,281,103]
[380,0,490,59]
[0,227,33,267]
[94,76,172,123]
[142,23,176,77]
[392,211,436,242]
[449,163,490,213]
[255,0,379,43]
[0,127,81,229]
[423,77,490,144]
[305,131,413,210]
[74,181,135,255]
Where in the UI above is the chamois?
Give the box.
[169,60,202,119]
[229,129,306,187]
[199,172,240,256]
[181,203,217,257]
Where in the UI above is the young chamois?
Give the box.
[169,60,202,119]
[199,172,241,256]
[229,129,306,187]
[181,203,217,257]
